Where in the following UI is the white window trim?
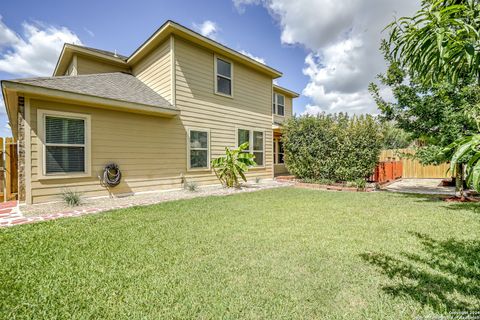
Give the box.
[235,127,265,168]
[187,127,211,171]
[273,93,285,117]
[37,109,91,180]
[214,54,234,98]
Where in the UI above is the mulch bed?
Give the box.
[443,196,479,203]
[294,181,375,192]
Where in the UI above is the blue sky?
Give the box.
[0,0,420,137]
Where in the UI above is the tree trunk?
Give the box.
[455,163,465,199]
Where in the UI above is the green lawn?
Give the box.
[1,188,479,319]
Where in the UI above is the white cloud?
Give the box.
[235,0,420,114]
[233,0,261,13]
[239,50,266,64]
[302,104,323,116]
[193,20,219,40]
[0,17,81,77]
[83,27,95,37]
[0,16,20,47]
[0,99,11,137]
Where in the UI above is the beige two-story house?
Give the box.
[1,20,298,204]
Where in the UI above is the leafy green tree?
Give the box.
[369,46,478,163]
[211,142,256,188]
[380,0,480,195]
[380,121,413,149]
[387,0,480,86]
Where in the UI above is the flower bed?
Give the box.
[294,181,376,192]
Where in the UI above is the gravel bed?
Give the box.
[20,180,292,217]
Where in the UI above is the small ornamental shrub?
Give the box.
[283,113,382,182]
[61,189,82,207]
[185,181,198,192]
[211,142,256,188]
[353,178,367,190]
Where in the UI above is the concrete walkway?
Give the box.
[384,179,455,195]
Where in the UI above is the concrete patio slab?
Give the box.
[384,179,455,195]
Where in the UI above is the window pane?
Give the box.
[277,94,285,106]
[190,131,208,149]
[278,141,284,163]
[272,102,275,114]
[190,150,208,168]
[238,129,249,147]
[217,59,231,78]
[253,131,263,150]
[277,104,285,116]
[46,116,84,145]
[253,152,264,166]
[217,76,231,95]
[46,146,85,173]
[273,141,277,164]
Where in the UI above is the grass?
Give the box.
[1,188,479,319]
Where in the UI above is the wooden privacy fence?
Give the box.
[369,161,403,183]
[379,149,450,179]
[0,137,18,202]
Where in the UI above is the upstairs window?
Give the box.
[273,93,285,116]
[237,128,264,167]
[216,57,232,96]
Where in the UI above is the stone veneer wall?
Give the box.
[17,96,25,202]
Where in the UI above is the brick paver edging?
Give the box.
[0,182,293,228]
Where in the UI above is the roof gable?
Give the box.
[54,20,282,79]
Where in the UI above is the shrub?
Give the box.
[185,181,198,192]
[283,113,382,182]
[211,142,256,188]
[353,178,367,190]
[61,189,82,207]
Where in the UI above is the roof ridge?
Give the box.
[10,72,131,83]
[68,44,128,60]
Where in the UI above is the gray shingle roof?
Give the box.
[11,72,176,110]
[69,44,128,61]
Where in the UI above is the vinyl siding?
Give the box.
[132,39,172,104]
[24,36,275,204]
[65,57,77,76]
[28,98,187,204]
[174,37,273,183]
[76,55,130,75]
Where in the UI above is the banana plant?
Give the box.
[211,142,256,188]
[443,134,480,195]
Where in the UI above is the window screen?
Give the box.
[45,116,85,174]
[216,58,232,95]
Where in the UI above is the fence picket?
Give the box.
[380,149,450,179]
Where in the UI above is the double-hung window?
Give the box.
[273,93,285,116]
[215,57,232,96]
[188,128,210,170]
[39,110,90,177]
[237,128,264,166]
